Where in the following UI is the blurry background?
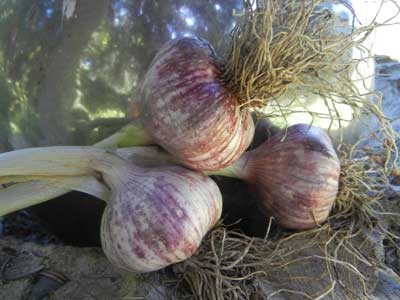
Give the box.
[0,0,243,150]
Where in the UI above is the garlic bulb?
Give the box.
[211,124,341,229]
[0,146,222,272]
[100,165,222,272]
[138,37,254,171]
[99,37,254,171]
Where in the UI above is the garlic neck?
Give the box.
[0,146,100,177]
[90,151,140,190]
[205,151,252,181]
[0,146,138,187]
[95,119,153,148]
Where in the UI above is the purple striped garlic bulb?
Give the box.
[137,37,254,171]
[212,124,340,229]
[100,165,222,272]
[0,146,222,272]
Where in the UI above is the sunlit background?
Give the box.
[264,0,400,134]
[353,0,400,61]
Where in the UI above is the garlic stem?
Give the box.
[0,145,144,195]
[0,146,118,177]
[0,146,173,185]
[0,176,110,216]
[95,119,153,148]
[0,175,90,185]
[0,144,246,183]
[115,146,178,167]
[0,146,174,216]
[204,152,252,180]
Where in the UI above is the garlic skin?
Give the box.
[232,124,340,229]
[100,165,222,273]
[140,37,254,171]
